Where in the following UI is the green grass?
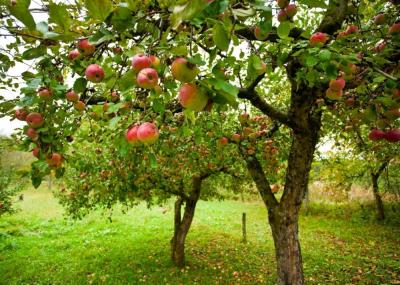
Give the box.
[1,187,399,285]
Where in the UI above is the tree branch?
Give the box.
[316,0,351,35]
[237,74,295,129]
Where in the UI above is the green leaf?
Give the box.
[213,22,230,51]
[305,55,318,67]
[363,107,377,123]
[8,0,36,30]
[89,30,114,45]
[84,0,113,21]
[259,8,273,34]
[232,8,255,18]
[170,0,207,29]
[211,78,238,108]
[319,50,331,62]
[170,45,188,56]
[109,116,121,129]
[118,70,136,91]
[31,174,42,189]
[110,4,133,32]
[247,54,265,80]
[277,21,292,39]
[73,78,87,93]
[48,2,71,32]
[152,98,165,114]
[149,153,157,168]
[21,46,47,60]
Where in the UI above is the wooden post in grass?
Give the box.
[242,212,247,243]
[48,175,52,191]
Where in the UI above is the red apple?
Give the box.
[26,128,38,140]
[74,101,85,111]
[66,91,79,102]
[178,83,209,111]
[38,87,52,100]
[137,68,159,89]
[336,31,348,39]
[285,4,297,18]
[277,0,289,9]
[254,26,269,41]
[329,77,346,91]
[256,62,267,75]
[26,112,44,128]
[232,133,242,142]
[384,108,400,119]
[77,39,95,55]
[131,54,151,73]
[374,13,387,25]
[32,147,40,158]
[345,98,355,107]
[85,64,105,83]
[345,25,358,34]
[384,129,400,142]
[47,153,62,168]
[171,58,199,83]
[391,89,400,98]
[219,137,228,145]
[326,88,343,100]
[239,113,250,125]
[68,49,80,60]
[15,108,28,121]
[149,55,160,68]
[271,184,280,193]
[368,129,385,141]
[277,10,288,22]
[374,41,386,52]
[103,103,109,112]
[137,122,159,144]
[389,23,400,34]
[113,46,123,54]
[110,91,119,102]
[126,125,140,145]
[310,32,328,47]
[243,127,253,137]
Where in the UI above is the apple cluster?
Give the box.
[369,128,400,142]
[326,77,346,100]
[131,54,160,89]
[172,58,210,112]
[126,122,159,145]
[336,25,359,39]
[309,32,329,47]
[276,0,297,23]
[15,109,63,168]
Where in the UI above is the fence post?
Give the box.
[242,212,247,243]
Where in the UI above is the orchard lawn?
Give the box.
[0,187,399,285]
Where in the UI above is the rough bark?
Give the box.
[170,176,203,267]
[274,132,320,285]
[243,89,321,284]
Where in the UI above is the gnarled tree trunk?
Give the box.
[244,115,320,285]
[170,176,202,267]
[371,174,385,220]
[370,161,389,221]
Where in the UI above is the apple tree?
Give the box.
[56,110,247,267]
[1,0,400,284]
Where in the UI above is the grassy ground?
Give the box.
[0,187,399,285]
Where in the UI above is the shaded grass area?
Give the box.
[0,187,399,284]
